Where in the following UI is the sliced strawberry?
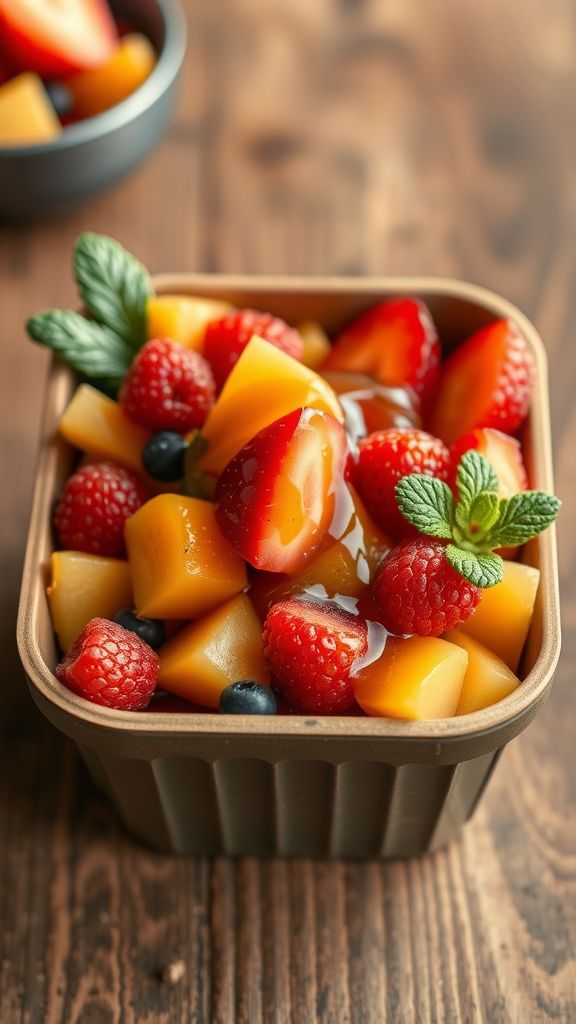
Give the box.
[427,319,535,446]
[263,599,368,714]
[321,370,421,440]
[204,308,303,392]
[321,298,440,412]
[0,0,118,78]
[449,428,528,499]
[214,407,349,574]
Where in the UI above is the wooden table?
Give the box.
[1,1,575,1020]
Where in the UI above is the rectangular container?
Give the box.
[17,276,561,858]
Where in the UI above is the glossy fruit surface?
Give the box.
[113,609,166,650]
[443,629,520,715]
[204,308,303,391]
[354,635,468,719]
[215,407,348,574]
[0,0,117,78]
[321,297,440,411]
[56,617,159,711]
[428,319,535,446]
[373,537,482,636]
[455,560,540,672]
[262,599,368,714]
[219,680,278,715]
[54,461,148,557]
[119,339,215,434]
[321,371,421,442]
[47,551,133,653]
[141,431,187,482]
[356,428,450,539]
[59,384,152,479]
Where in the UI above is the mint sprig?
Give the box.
[26,310,132,386]
[73,233,152,351]
[395,450,560,588]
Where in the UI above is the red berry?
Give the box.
[204,309,304,391]
[372,538,482,637]
[57,618,159,710]
[427,319,535,446]
[54,461,148,557]
[262,599,368,714]
[356,428,450,540]
[119,338,215,433]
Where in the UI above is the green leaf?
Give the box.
[26,310,133,381]
[73,232,153,351]
[445,545,504,588]
[181,431,215,501]
[488,491,561,548]
[468,490,500,533]
[456,451,499,516]
[395,475,455,538]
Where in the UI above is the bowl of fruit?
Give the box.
[0,0,186,219]
[17,233,561,857]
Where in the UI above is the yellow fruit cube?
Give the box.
[158,594,269,707]
[443,629,520,715]
[354,635,468,720]
[198,335,344,476]
[0,73,62,148]
[456,560,540,672]
[59,384,151,476]
[125,493,247,620]
[47,551,133,653]
[298,320,331,369]
[147,295,233,351]
[66,33,156,119]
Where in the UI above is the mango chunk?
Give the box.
[443,629,520,715]
[298,320,331,369]
[158,594,269,707]
[125,493,247,620]
[147,295,233,351]
[457,560,540,672]
[354,635,468,720]
[198,335,344,476]
[59,384,151,476]
[66,33,156,119]
[0,73,62,148]
[47,551,133,653]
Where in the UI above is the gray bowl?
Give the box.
[0,0,186,220]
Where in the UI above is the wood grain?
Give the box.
[1,0,576,1019]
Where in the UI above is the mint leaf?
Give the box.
[469,490,500,533]
[181,431,215,500]
[74,233,152,351]
[488,491,561,547]
[456,451,499,516]
[395,475,455,538]
[446,545,504,588]
[26,310,133,381]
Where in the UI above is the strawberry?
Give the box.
[204,309,303,392]
[56,617,159,710]
[321,298,440,412]
[372,538,482,636]
[54,461,148,557]
[119,338,215,434]
[214,407,349,574]
[449,428,528,499]
[262,599,368,713]
[427,319,535,446]
[355,428,450,540]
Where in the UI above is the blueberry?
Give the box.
[142,431,187,481]
[113,609,166,649]
[219,680,277,715]
[45,82,74,118]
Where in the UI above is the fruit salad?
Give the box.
[0,0,156,147]
[27,233,561,721]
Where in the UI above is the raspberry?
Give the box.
[119,338,215,433]
[56,618,159,710]
[204,309,304,391]
[356,428,450,539]
[372,538,482,637]
[262,599,368,714]
[54,461,148,556]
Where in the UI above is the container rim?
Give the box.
[17,274,561,748]
[0,0,187,158]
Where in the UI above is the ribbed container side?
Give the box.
[77,745,503,858]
